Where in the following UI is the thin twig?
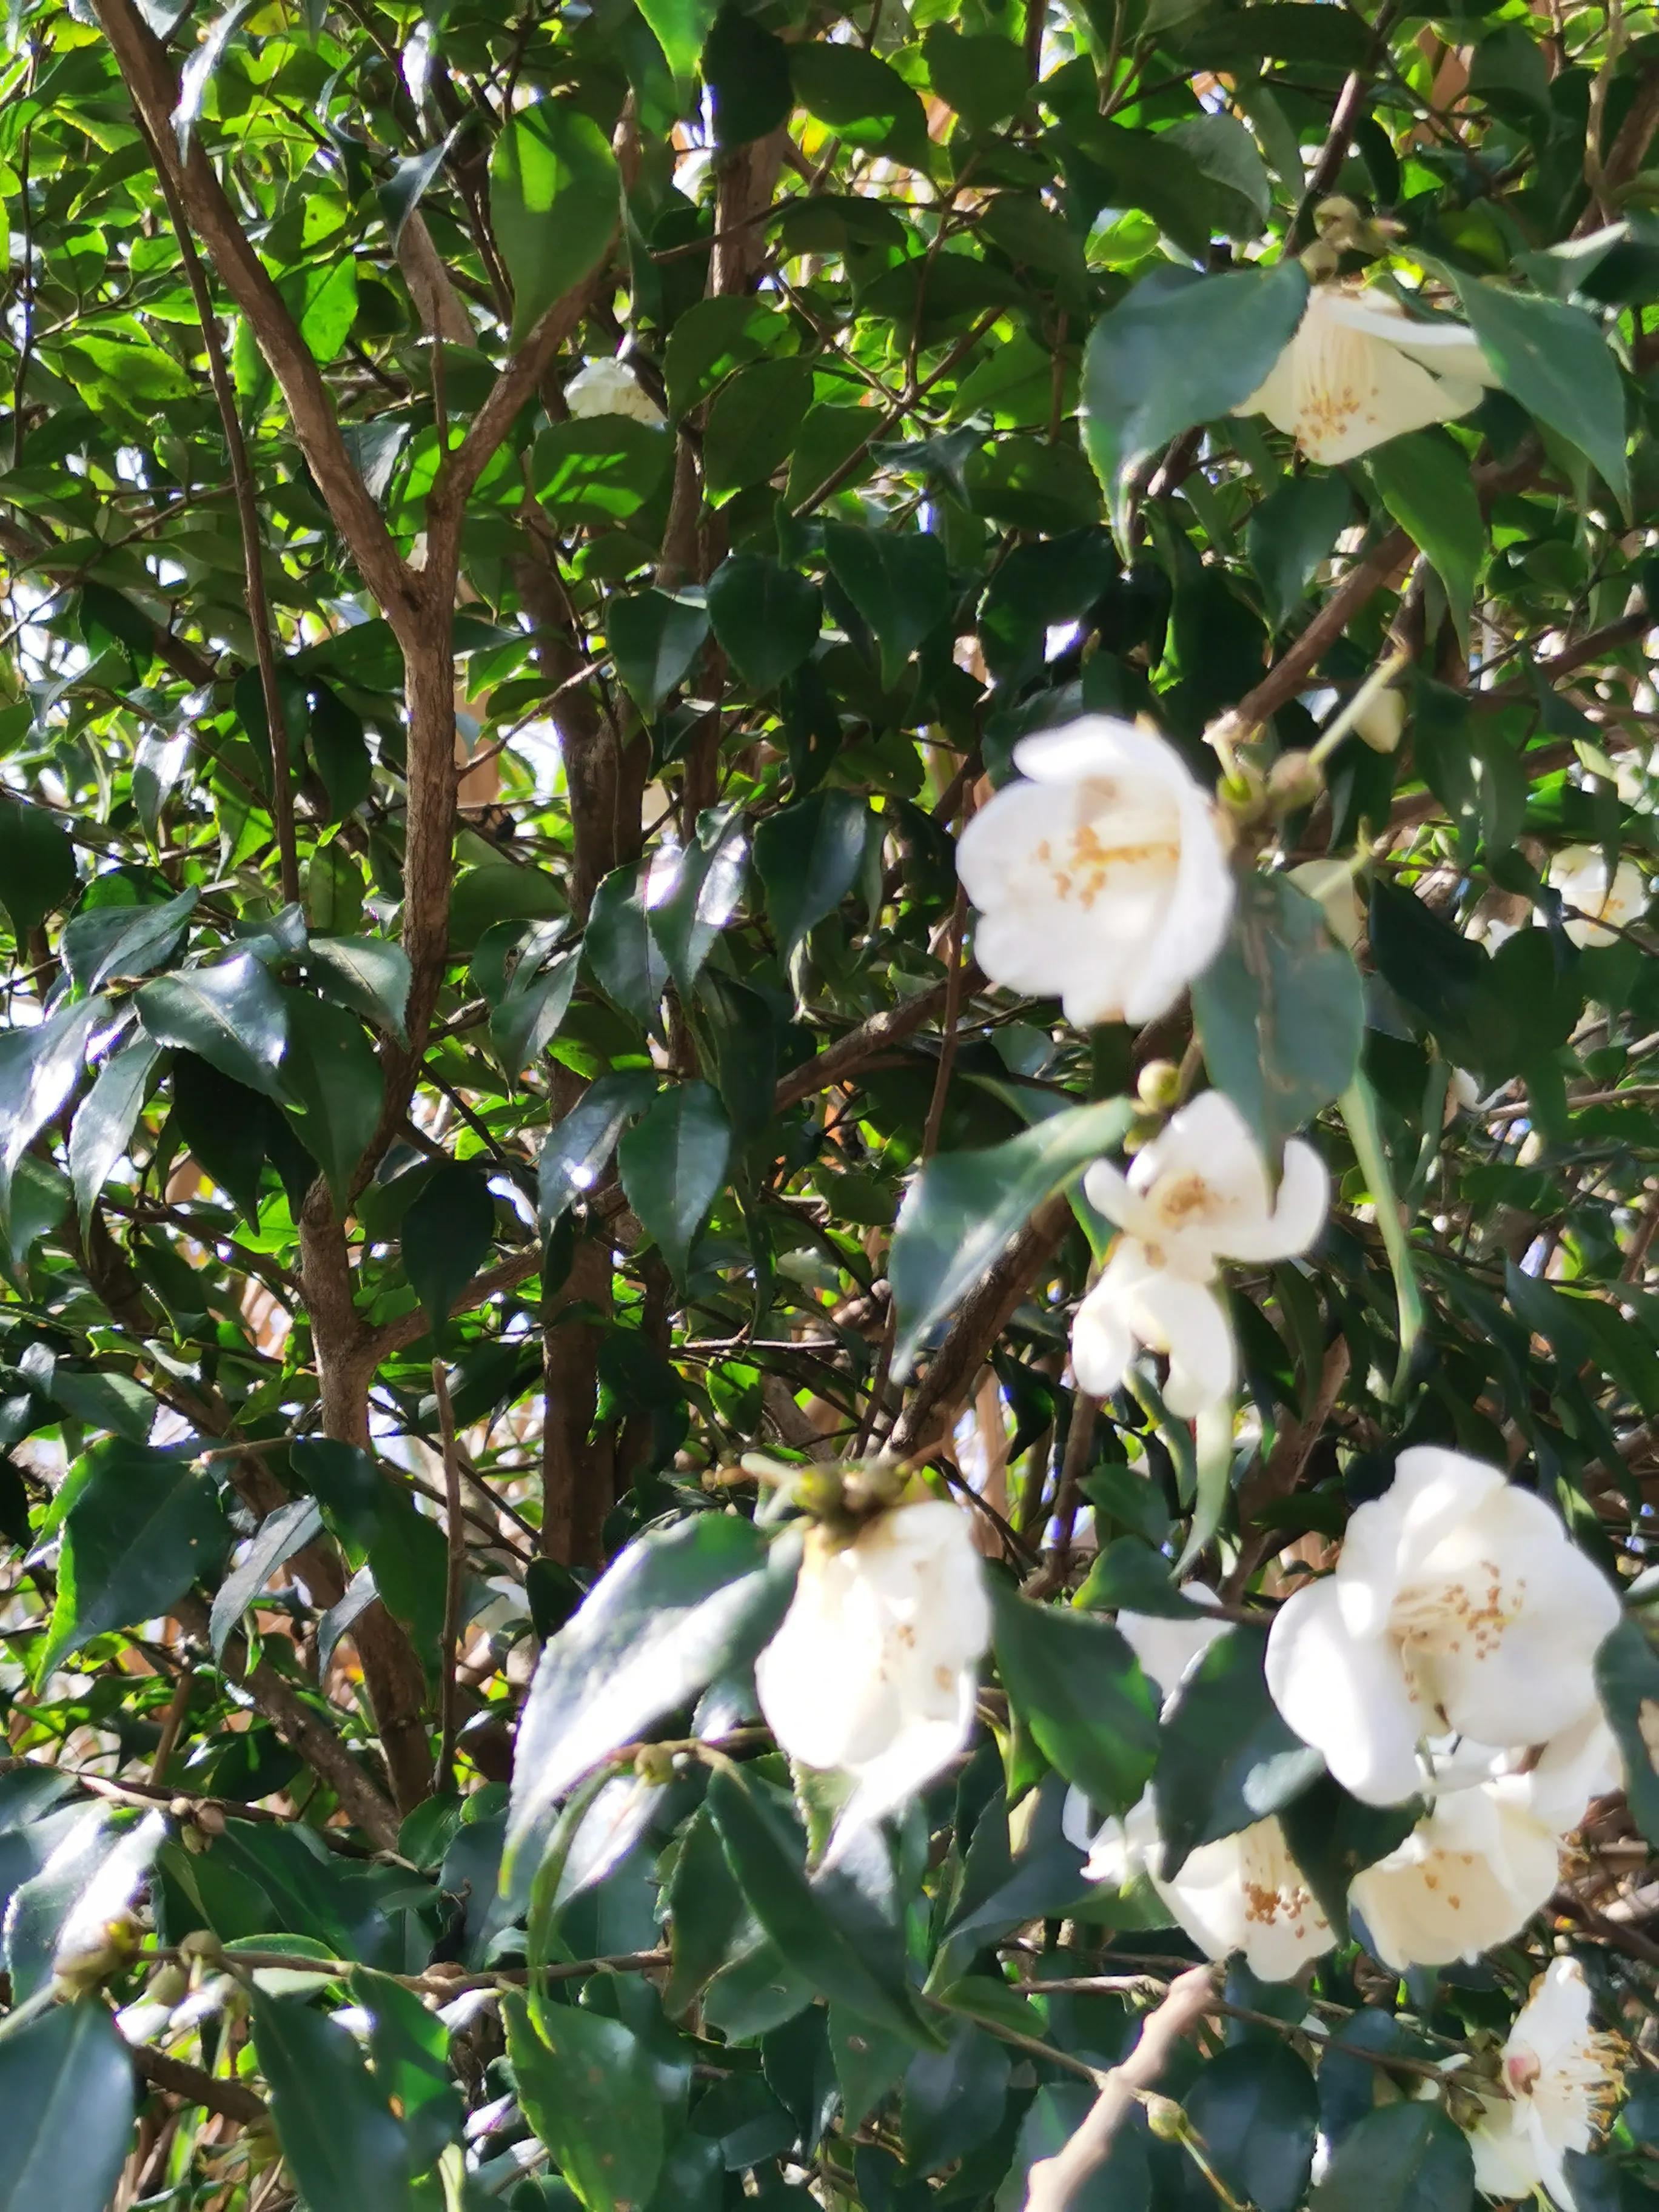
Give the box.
[135,115,300,905]
[1024,1965,1219,2212]
[432,1359,466,1795]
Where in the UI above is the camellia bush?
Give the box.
[7,0,1659,2204]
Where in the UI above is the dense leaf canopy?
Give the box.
[2,0,1659,2204]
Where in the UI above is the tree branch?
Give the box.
[131,2043,270,2127]
[1024,1965,1219,2212]
[92,0,417,629]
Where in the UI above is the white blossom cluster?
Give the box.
[746,708,1632,2205]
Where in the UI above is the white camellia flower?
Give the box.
[754,1498,990,1849]
[564,357,665,426]
[1464,1958,1625,2210]
[1265,1447,1620,1805]
[1547,845,1647,947]
[1065,1600,1333,1982]
[1071,1091,1330,1415]
[1349,1777,1562,1969]
[955,719,1235,1029]
[1234,282,1498,465]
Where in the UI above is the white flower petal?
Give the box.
[755,1500,991,1849]
[1150,1816,1333,1982]
[956,716,1234,1028]
[1211,1136,1330,1264]
[1265,1575,1426,1805]
[1349,1785,1560,1969]
[1333,1446,1507,1641]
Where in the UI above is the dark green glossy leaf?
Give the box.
[1311,2101,1473,2212]
[0,793,76,938]
[707,555,822,691]
[1595,1617,1659,1848]
[1152,1627,1323,1876]
[1192,873,1363,1159]
[503,1515,786,1892]
[210,1495,323,1660]
[890,1099,1136,1375]
[990,1582,1159,1817]
[608,589,709,713]
[823,521,950,688]
[400,1162,495,1335]
[281,993,382,1204]
[136,954,290,1098]
[504,1994,665,2212]
[252,1987,415,2212]
[539,1068,657,1228]
[705,1768,932,2043]
[752,789,869,962]
[39,1441,227,1677]
[490,102,620,346]
[617,1081,731,1284]
[1452,275,1629,509]
[1186,2042,1318,2212]
[706,8,792,143]
[1082,263,1308,535]
[0,2000,134,2212]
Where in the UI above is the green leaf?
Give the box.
[0,2000,134,2212]
[304,935,413,1044]
[636,0,718,76]
[903,2021,1013,2176]
[608,589,709,712]
[1312,2102,1473,2212]
[503,1994,665,2212]
[1279,1776,1421,1943]
[752,789,869,962]
[707,555,822,691]
[305,840,366,935]
[617,1082,731,1284]
[281,994,383,1204]
[292,258,359,366]
[1191,873,1362,1160]
[706,8,793,145]
[1595,1617,1659,1848]
[1082,262,1308,537]
[39,1441,228,1677]
[0,792,76,937]
[0,997,104,1223]
[1152,1629,1322,1876]
[1450,275,1629,510]
[705,1768,933,2042]
[890,1099,1136,1376]
[532,418,674,525]
[503,1515,785,1891]
[823,521,951,689]
[136,953,290,1098]
[251,1987,415,2212]
[1368,431,1484,649]
[490,101,620,346]
[922,26,1028,133]
[539,1068,657,1228]
[790,42,930,166]
[400,1162,494,1335]
[646,810,747,994]
[1246,473,1353,630]
[491,948,580,1077]
[663,296,793,419]
[1185,2043,1318,2212]
[349,1968,463,2175]
[70,1036,154,1218]
[61,888,196,996]
[210,1496,323,1661]
[704,358,814,502]
[585,863,671,1031]
[1339,1074,1424,1399]
[989,1582,1159,1817]
[171,1053,276,1225]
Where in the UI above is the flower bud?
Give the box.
[1134,1060,1182,1113]
[1355,688,1406,754]
[633,1743,675,1788]
[1266,751,1323,815]
[144,1962,190,2008]
[1141,2093,1186,2142]
[53,1911,142,1991]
